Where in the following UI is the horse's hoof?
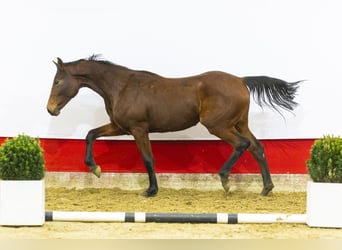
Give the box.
[91,165,101,178]
[142,188,158,197]
[261,184,274,196]
[221,182,230,194]
[219,173,230,193]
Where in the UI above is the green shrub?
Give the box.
[0,134,45,180]
[306,135,342,183]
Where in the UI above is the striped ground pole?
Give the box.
[45,211,307,224]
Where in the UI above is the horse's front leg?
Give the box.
[131,128,158,197]
[85,123,126,177]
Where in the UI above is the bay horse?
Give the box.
[47,55,300,197]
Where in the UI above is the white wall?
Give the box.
[0,0,341,140]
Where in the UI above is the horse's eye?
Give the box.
[54,80,61,85]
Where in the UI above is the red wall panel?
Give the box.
[0,137,313,174]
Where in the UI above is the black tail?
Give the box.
[243,76,301,114]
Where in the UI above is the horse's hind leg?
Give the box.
[248,135,274,195]
[236,122,274,195]
[206,126,251,193]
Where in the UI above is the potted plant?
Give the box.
[306,135,342,228]
[0,134,45,226]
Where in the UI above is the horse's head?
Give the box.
[47,58,81,116]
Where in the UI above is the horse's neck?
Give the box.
[69,62,126,104]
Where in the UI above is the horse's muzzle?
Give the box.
[47,107,60,116]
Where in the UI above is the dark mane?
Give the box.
[86,54,114,65]
[87,54,160,77]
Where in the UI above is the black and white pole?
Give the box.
[45,211,306,224]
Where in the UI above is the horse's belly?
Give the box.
[148,109,200,133]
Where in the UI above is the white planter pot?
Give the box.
[0,180,45,226]
[306,181,342,228]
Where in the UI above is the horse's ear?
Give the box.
[53,57,64,70]
[57,57,64,65]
